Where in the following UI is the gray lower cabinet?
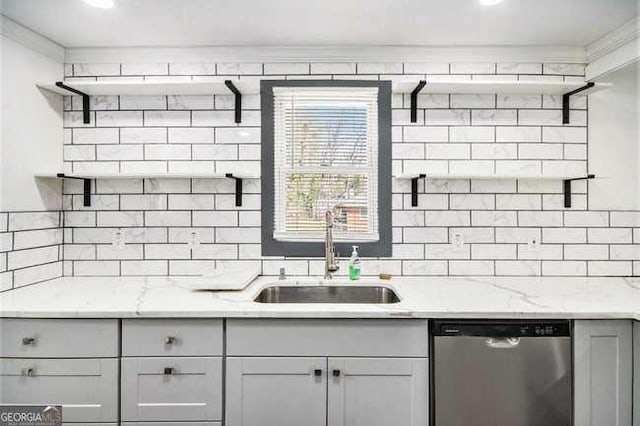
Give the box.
[0,357,119,423]
[574,320,633,426]
[121,357,223,422]
[634,321,639,426]
[225,319,430,426]
[327,357,428,426]
[226,357,328,426]
[226,356,428,426]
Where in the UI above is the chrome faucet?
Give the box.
[324,210,339,279]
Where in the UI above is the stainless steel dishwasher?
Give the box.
[431,320,572,426]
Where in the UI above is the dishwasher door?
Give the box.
[432,321,572,426]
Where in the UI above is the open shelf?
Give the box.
[37,79,259,96]
[393,79,610,124]
[37,79,253,124]
[394,173,595,208]
[36,172,259,207]
[392,79,609,95]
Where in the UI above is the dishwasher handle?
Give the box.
[485,337,520,349]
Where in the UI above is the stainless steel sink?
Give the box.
[254,285,400,304]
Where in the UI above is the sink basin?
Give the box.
[254,285,400,304]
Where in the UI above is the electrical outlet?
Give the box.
[453,233,465,249]
[187,231,201,250]
[112,229,126,249]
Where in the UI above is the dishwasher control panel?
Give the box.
[432,320,571,337]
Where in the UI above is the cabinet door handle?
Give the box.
[313,369,322,377]
[332,369,341,377]
[21,367,35,377]
[22,337,35,345]
[163,367,174,375]
[164,336,176,344]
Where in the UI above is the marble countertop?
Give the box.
[1,275,639,319]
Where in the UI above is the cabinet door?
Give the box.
[574,320,633,426]
[121,357,222,422]
[226,357,327,426]
[0,358,118,423]
[327,357,428,426]
[634,321,639,426]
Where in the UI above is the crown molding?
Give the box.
[0,14,65,62]
[588,16,640,62]
[65,45,587,64]
[586,16,640,80]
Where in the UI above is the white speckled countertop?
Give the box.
[1,275,639,319]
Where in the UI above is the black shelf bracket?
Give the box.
[224,80,242,124]
[410,80,426,123]
[563,174,595,208]
[225,173,243,207]
[56,173,91,207]
[411,80,427,123]
[410,174,427,207]
[55,81,90,124]
[562,82,594,124]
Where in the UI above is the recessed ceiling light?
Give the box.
[479,0,504,5]
[83,0,115,8]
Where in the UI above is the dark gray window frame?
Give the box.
[261,80,392,257]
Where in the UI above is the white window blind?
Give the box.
[273,86,379,242]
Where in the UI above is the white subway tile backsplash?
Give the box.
[425,109,470,125]
[169,62,216,75]
[120,95,166,110]
[121,63,169,75]
[217,63,262,75]
[18,60,626,285]
[449,126,494,142]
[264,62,309,75]
[357,62,403,74]
[472,110,517,126]
[96,111,143,127]
[450,63,496,74]
[73,128,119,144]
[497,63,542,75]
[403,126,448,142]
[120,127,167,144]
[144,111,191,127]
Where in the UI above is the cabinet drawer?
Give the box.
[122,357,223,422]
[227,319,429,357]
[123,423,221,426]
[0,358,118,423]
[0,318,118,358]
[122,319,223,357]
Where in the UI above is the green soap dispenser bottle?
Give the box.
[349,245,361,280]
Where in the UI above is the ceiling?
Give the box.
[0,0,637,48]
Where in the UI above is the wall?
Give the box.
[0,18,65,291]
[589,61,640,210]
[57,61,640,278]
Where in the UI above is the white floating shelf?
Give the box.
[36,172,258,208]
[393,173,587,180]
[395,172,595,208]
[35,172,259,180]
[37,79,259,96]
[392,79,610,95]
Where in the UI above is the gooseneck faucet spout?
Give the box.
[324,210,339,280]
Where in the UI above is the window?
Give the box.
[261,81,391,257]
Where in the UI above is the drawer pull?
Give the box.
[22,337,35,345]
[163,367,174,375]
[164,336,176,344]
[313,369,322,377]
[21,367,35,377]
[332,369,341,377]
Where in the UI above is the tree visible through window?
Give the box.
[273,87,379,242]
